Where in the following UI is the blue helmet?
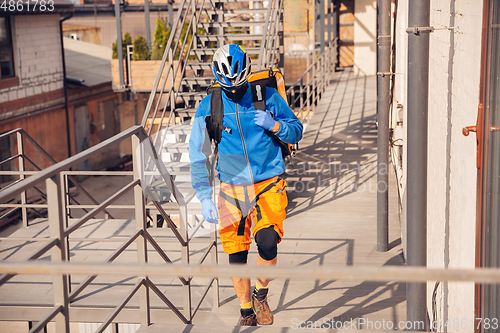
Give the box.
[211,44,252,89]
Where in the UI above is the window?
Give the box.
[0,16,15,79]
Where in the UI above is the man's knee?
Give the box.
[229,250,249,264]
[255,226,279,261]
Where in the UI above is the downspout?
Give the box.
[376,0,391,252]
[406,0,430,330]
[144,0,151,50]
[115,0,125,88]
[60,14,73,159]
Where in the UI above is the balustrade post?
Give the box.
[132,135,151,327]
[17,132,28,227]
[46,175,70,332]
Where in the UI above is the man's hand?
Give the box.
[201,198,219,224]
[254,110,279,133]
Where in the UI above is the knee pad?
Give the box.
[255,226,279,261]
[229,250,249,264]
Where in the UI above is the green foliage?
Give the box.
[151,17,171,60]
[132,36,151,60]
[112,33,133,59]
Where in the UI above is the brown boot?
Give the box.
[239,313,257,326]
[252,290,274,325]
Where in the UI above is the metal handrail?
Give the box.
[286,38,339,127]
[0,124,218,331]
[0,128,114,225]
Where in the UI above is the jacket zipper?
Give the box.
[235,103,254,184]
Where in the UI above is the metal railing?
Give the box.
[256,0,284,70]
[286,38,339,130]
[140,0,206,137]
[0,126,218,332]
[0,128,113,228]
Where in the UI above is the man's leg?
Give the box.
[256,255,277,288]
[229,250,257,326]
[252,226,280,325]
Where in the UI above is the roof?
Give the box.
[63,37,112,87]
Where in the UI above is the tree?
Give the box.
[151,17,171,60]
[132,36,151,60]
[112,33,133,59]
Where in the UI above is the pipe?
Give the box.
[115,0,125,88]
[406,0,429,330]
[376,0,390,253]
[319,0,325,54]
[144,0,151,50]
[59,14,73,160]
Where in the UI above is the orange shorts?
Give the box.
[217,176,287,254]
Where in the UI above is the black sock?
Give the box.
[241,308,254,317]
[253,287,268,301]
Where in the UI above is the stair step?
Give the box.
[173,108,197,118]
[185,62,213,70]
[197,34,264,42]
[199,21,266,28]
[163,142,189,153]
[177,92,207,102]
[202,8,268,15]
[182,77,214,85]
[190,47,262,55]
[160,122,193,134]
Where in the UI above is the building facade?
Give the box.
[391,0,499,330]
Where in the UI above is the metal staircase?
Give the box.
[139,0,285,218]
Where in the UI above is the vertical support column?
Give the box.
[332,0,338,69]
[179,202,192,322]
[132,136,151,327]
[278,1,285,74]
[376,0,390,252]
[319,0,325,54]
[327,0,332,45]
[211,224,219,309]
[312,0,316,56]
[169,49,175,125]
[115,0,125,88]
[144,0,151,50]
[216,1,224,49]
[59,173,72,293]
[17,132,28,227]
[168,0,173,29]
[46,176,70,333]
[407,0,429,330]
[306,0,311,123]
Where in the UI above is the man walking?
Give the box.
[189,44,303,326]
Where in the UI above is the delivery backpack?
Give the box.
[205,68,297,162]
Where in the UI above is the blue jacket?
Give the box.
[189,83,303,201]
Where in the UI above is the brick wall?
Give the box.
[0,14,64,109]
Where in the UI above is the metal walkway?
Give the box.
[0,69,406,332]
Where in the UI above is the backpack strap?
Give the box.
[250,81,266,111]
[206,85,224,145]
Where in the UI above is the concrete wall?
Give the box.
[353,0,376,75]
[426,0,482,329]
[392,0,483,331]
[0,14,64,106]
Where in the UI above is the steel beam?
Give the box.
[376,0,391,252]
[407,0,430,329]
[115,0,125,88]
[46,176,70,333]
